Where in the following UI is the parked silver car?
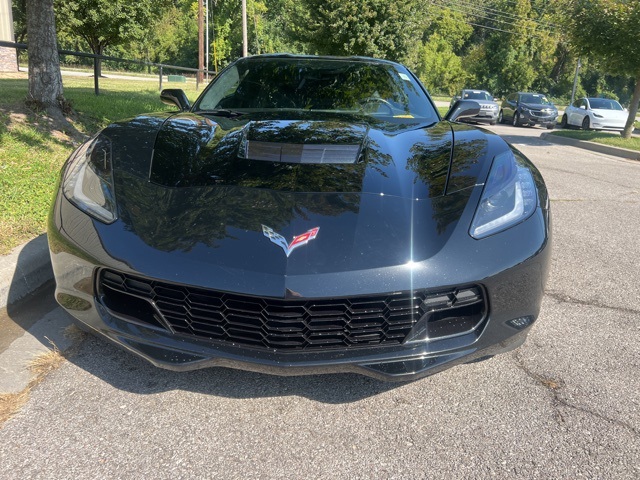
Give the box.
[450,89,499,125]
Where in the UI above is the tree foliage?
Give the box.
[565,0,640,138]
[291,0,426,67]
[55,0,165,75]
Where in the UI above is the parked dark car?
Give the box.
[499,92,558,129]
[450,89,499,125]
[49,54,551,381]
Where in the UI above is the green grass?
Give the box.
[548,129,640,152]
[0,73,203,254]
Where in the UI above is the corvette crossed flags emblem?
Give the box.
[262,225,319,257]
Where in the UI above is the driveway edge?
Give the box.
[541,132,640,161]
[0,234,53,309]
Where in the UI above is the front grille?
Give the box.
[99,270,486,351]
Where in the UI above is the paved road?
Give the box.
[1,126,639,479]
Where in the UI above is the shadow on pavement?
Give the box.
[64,334,400,404]
[1,235,61,353]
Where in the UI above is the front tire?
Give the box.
[546,123,555,129]
[489,120,497,125]
[582,116,591,130]
[560,115,568,129]
[512,112,521,127]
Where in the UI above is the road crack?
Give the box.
[545,290,640,317]
[512,351,640,438]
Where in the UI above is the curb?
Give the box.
[0,234,54,310]
[541,132,640,161]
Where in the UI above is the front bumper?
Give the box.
[520,110,557,126]
[464,111,499,124]
[49,191,551,382]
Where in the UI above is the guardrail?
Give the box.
[0,40,216,95]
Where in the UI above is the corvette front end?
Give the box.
[49,55,551,381]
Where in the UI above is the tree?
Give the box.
[26,0,65,116]
[55,0,163,77]
[291,0,426,68]
[416,8,473,95]
[566,0,640,138]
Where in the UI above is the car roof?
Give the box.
[235,53,402,67]
[586,97,620,102]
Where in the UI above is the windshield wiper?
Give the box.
[197,109,245,118]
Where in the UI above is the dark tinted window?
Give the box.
[588,98,623,110]
[195,57,436,121]
[519,93,552,105]
[463,90,492,101]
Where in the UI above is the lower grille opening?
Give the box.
[426,303,485,339]
[101,286,167,331]
[98,269,487,351]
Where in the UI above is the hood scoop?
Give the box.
[239,119,366,164]
[242,141,361,164]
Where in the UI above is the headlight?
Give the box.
[470,150,537,239]
[62,134,117,224]
[593,113,604,118]
[520,107,530,113]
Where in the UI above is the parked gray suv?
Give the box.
[450,89,499,125]
[499,92,557,129]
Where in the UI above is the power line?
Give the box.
[431,1,560,36]
[440,0,562,30]
[432,1,559,34]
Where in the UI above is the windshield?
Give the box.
[519,93,553,105]
[194,57,436,121]
[463,91,492,101]
[589,98,623,110]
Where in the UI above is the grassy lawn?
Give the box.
[548,129,640,152]
[0,73,202,254]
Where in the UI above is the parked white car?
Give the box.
[561,97,628,131]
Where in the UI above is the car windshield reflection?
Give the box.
[194,57,437,122]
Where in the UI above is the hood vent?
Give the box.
[242,140,361,164]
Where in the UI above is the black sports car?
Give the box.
[49,55,551,381]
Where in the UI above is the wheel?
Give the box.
[498,110,504,123]
[560,115,568,128]
[512,112,521,127]
[546,123,555,129]
[489,120,496,126]
[582,116,590,130]
[358,97,394,115]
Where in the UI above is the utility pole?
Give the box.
[205,0,209,81]
[198,0,204,85]
[570,57,581,105]
[242,0,248,57]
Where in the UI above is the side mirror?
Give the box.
[160,89,190,111]
[445,99,481,122]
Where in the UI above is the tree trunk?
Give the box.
[26,0,64,111]
[96,44,104,78]
[622,75,640,139]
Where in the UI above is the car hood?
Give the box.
[591,108,628,119]
[520,103,557,111]
[96,112,495,295]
